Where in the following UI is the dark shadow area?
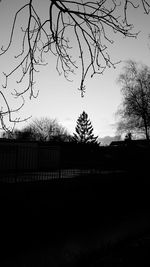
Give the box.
[0,139,150,266]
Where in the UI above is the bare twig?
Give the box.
[0,0,149,130]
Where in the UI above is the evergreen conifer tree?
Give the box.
[73,111,98,144]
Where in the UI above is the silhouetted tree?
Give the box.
[116,60,150,140]
[125,132,132,141]
[2,117,71,142]
[33,118,72,142]
[14,127,35,141]
[1,126,36,141]
[73,111,98,144]
[0,1,150,130]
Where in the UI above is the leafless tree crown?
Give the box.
[116,60,150,139]
[0,0,150,131]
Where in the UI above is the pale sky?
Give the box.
[0,1,150,137]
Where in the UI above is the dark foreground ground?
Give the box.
[0,170,150,266]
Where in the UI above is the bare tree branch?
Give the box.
[0,92,31,133]
[0,0,149,130]
[116,60,150,139]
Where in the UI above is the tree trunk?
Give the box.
[143,116,149,140]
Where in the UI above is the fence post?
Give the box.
[58,145,61,178]
[15,143,19,183]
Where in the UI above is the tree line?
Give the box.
[1,112,99,145]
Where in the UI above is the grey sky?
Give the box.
[0,1,150,136]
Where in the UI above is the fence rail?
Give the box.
[0,169,127,183]
[0,169,94,183]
